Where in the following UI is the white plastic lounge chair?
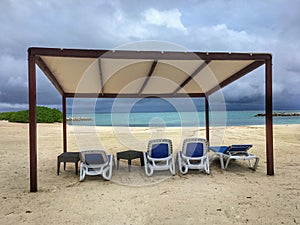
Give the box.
[178,138,210,175]
[209,145,259,170]
[79,149,114,181]
[143,139,175,176]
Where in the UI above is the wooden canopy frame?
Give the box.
[28,47,273,192]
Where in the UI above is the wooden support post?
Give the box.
[205,97,210,144]
[28,51,37,192]
[266,58,274,175]
[62,96,67,153]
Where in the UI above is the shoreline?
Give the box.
[2,120,300,128]
[2,120,300,127]
[66,123,300,127]
[255,112,300,117]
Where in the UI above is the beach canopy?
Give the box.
[31,48,268,97]
[28,47,273,192]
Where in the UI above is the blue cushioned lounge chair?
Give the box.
[143,139,175,176]
[79,149,114,181]
[209,145,259,170]
[178,138,210,174]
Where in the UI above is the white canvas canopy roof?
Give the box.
[32,48,268,98]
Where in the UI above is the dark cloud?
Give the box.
[0,0,299,112]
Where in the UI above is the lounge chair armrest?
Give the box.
[147,154,173,162]
[182,155,206,161]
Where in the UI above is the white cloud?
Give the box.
[187,24,269,52]
[143,8,187,32]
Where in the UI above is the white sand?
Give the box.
[0,121,299,224]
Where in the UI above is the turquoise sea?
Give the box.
[68,110,300,127]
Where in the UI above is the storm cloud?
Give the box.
[0,0,299,112]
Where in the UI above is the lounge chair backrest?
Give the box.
[148,139,172,158]
[182,138,208,157]
[80,149,108,165]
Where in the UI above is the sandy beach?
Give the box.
[0,121,299,224]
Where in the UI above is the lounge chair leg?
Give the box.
[143,152,154,176]
[79,163,85,181]
[206,165,210,174]
[178,152,183,174]
[249,159,254,168]
[144,163,153,176]
[225,158,231,169]
[254,158,259,170]
[205,157,210,174]
[103,166,112,180]
[178,152,188,175]
[111,156,116,169]
[170,156,175,175]
[180,162,188,174]
[250,157,260,171]
[219,155,225,169]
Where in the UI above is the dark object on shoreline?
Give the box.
[66,117,92,121]
[255,112,300,117]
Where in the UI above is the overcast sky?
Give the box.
[0,0,299,112]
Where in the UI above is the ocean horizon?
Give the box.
[67,110,300,127]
